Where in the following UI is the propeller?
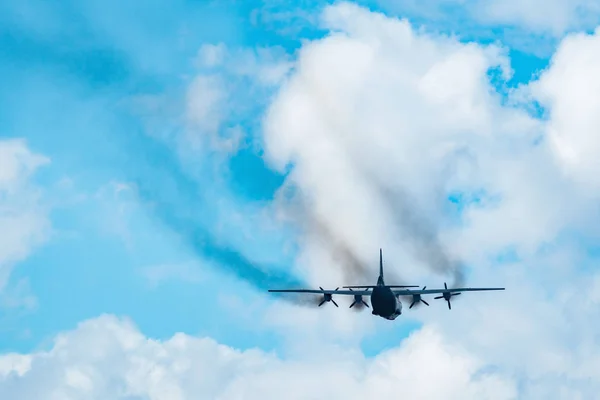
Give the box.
[318,287,339,307]
[348,288,369,310]
[409,286,430,309]
[434,282,461,310]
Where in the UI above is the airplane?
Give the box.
[268,249,505,320]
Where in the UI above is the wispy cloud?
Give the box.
[0,139,50,292]
[139,261,204,288]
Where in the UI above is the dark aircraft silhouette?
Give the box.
[268,249,504,320]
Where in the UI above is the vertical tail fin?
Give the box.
[378,248,384,285]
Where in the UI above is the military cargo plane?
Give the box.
[268,249,504,320]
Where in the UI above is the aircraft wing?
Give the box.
[344,285,418,289]
[392,287,505,295]
[268,288,371,296]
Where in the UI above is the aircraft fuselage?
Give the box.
[371,282,402,320]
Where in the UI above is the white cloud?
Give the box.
[194,9,600,397]
[185,74,227,144]
[473,0,600,36]
[0,139,48,192]
[376,0,600,38]
[0,314,517,399]
[195,43,227,68]
[253,1,600,396]
[263,1,550,280]
[0,139,50,293]
[183,43,294,154]
[528,27,600,192]
[0,353,31,378]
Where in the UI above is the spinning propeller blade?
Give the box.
[409,286,429,309]
[434,282,461,310]
[349,288,369,310]
[317,287,339,307]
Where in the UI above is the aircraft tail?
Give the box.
[378,248,384,285]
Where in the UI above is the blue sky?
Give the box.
[0,0,562,360]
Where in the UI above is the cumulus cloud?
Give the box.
[263,1,546,285]
[528,27,600,192]
[0,315,517,399]
[253,1,600,396]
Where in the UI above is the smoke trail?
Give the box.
[306,214,413,285]
[375,182,465,287]
[306,215,370,283]
[272,186,370,283]
[273,185,410,286]
[272,165,463,289]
